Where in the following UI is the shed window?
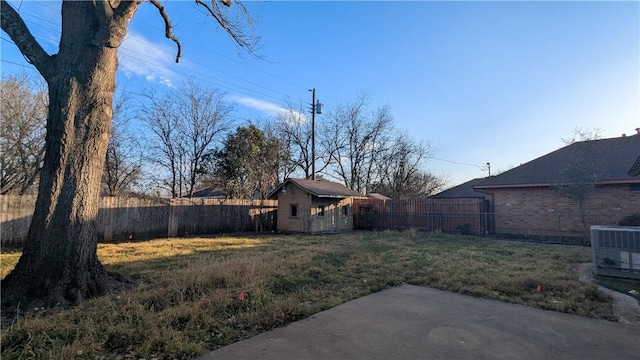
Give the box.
[290,204,298,218]
[318,205,325,217]
[342,205,349,217]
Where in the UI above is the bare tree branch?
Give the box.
[0,0,53,79]
[195,0,258,53]
[148,0,182,62]
[1,73,47,195]
[140,0,258,62]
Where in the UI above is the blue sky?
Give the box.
[1,1,639,188]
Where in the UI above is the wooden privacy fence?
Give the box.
[1,195,278,247]
[353,198,491,235]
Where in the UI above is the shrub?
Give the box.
[456,223,472,235]
[618,213,640,226]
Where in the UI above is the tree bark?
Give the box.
[1,0,256,312]
[1,1,140,311]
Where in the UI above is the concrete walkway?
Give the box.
[577,263,640,326]
[200,284,639,360]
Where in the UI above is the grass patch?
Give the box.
[1,231,610,359]
[595,276,640,304]
[0,250,20,279]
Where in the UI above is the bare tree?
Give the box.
[143,80,234,198]
[260,119,294,184]
[141,90,182,197]
[274,100,340,180]
[179,80,234,197]
[561,127,602,145]
[1,0,257,310]
[0,73,47,195]
[276,104,314,178]
[371,133,440,199]
[556,128,603,241]
[324,94,393,193]
[101,95,142,196]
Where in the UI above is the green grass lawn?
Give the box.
[0,231,612,360]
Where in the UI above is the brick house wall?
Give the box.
[489,183,640,238]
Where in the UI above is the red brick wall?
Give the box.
[490,184,640,237]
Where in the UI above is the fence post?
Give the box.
[557,214,562,244]
[477,202,481,236]
[390,200,393,229]
[484,209,488,237]
[409,199,414,229]
[429,200,433,233]
[168,198,178,238]
[103,197,113,242]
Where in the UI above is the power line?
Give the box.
[3,40,294,113]
[0,57,39,73]
[116,46,286,103]
[1,4,313,117]
[1,58,30,67]
[127,31,300,98]
[4,5,308,101]
[116,48,289,106]
[134,17,308,90]
[431,157,487,171]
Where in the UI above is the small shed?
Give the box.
[368,193,391,201]
[268,178,365,233]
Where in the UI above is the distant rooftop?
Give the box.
[190,186,226,198]
[367,193,391,200]
[268,178,365,199]
[431,178,488,198]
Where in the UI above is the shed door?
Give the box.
[332,206,339,230]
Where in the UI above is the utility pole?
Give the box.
[309,88,322,181]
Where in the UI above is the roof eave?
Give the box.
[267,182,287,199]
[268,179,365,199]
[475,178,640,190]
[311,193,368,199]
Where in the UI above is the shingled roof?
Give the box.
[629,155,640,177]
[268,178,365,199]
[476,134,640,189]
[191,186,226,198]
[431,178,488,198]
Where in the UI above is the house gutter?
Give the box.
[475,178,640,190]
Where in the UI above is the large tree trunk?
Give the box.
[1,1,139,311]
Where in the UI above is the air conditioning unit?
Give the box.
[591,226,640,280]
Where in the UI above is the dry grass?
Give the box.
[1,231,611,359]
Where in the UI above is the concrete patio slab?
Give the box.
[200,284,639,360]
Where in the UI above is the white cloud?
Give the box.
[233,96,307,122]
[118,31,176,87]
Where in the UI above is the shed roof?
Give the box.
[476,134,640,189]
[368,193,391,200]
[268,178,365,199]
